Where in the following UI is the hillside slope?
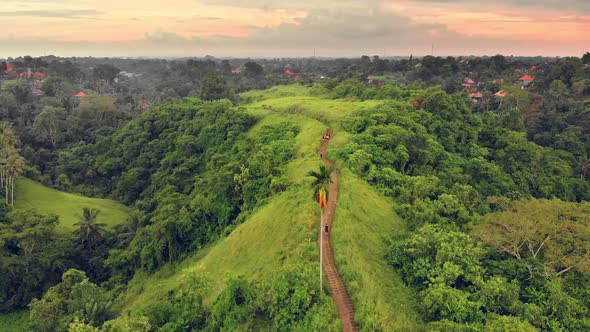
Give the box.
[14,178,130,231]
[118,85,420,330]
[334,172,420,331]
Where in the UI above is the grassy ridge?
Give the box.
[120,183,321,310]
[333,171,420,331]
[119,111,329,311]
[117,85,420,330]
[14,178,130,232]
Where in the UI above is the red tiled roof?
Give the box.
[464,78,475,84]
[470,87,478,93]
[528,66,537,71]
[284,69,294,75]
[469,92,483,98]
[6,63,14,72]
[33,72,45,78]
[20,71,31,77]
[519,75,534,81]
[494,90,509,97]
[462,83,472,88]
[75,91,87,97]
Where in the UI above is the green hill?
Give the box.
[14,177,131,232]
[117,85,420,330]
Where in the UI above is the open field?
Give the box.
[14,178,131,232]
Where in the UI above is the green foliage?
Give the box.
[139,287,209,331]
[124,265,338,332]
[337,84,587,208]
[210,276,258,330]
[472,199,590,276]
[307,164,334,200]
[200,73,234,101]
[0,311,32,332]
[32,106,68,147]
[50,99,298,275]
[73,208,107,250]
[14,178,130,232]
[0,209,77,311]
[243,61,264,77]
[386,224,483,290]
[116,210,145,248]
[68,318,99,332]
[331,78,367,99]
[78,95,120,128]
[92,64,120,83]
[5,67,588,331]
[29,269,114,332]
[264,264,322,328]
[101,315,151,332]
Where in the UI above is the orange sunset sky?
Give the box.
[0,0,588,57]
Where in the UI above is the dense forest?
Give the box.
[0,52,589,331]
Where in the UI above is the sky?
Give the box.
[0,0,588,58]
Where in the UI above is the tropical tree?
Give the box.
[200,73,233,101]
[0,209,76,311]
[577,157,590,180]
[243,61,264,77]
[73,208,107,249]
[0,125,24,206]
[6,150,24,206]
[92,63,120,83]
[307,164,334,201]
[117,210,146,247]
[472,199,590,276]
[32,106,68,147]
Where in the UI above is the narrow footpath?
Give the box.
[318,129,359,332]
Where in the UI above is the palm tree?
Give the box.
[117,210,146,247]
[6,150,24,206]
[307,164,334,201]
[308,164,334,297]
[0,125,23,206]
[73,208,107,249]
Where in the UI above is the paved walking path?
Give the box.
[318,129,359,332]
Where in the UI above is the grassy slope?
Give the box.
[334,171,420,331]
[119,85,420,330]
[120,108,329,310]
[14,178,131,232]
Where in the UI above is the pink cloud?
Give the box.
[427,28,440,37]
